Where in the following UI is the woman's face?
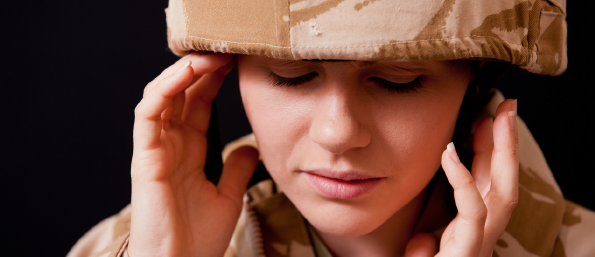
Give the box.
[238,55,472,237]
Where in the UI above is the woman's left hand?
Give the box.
[405,99,519,257]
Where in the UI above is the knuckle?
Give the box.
[475,202,489,222]
[134,102,144,116]
[144,81,155,95]
[134,102,148,118]
[458,174,476,189]
[130,155,161,181]
[504,195,519,214]
[134,101,156,120]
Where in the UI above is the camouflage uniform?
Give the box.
[68,0,595,256]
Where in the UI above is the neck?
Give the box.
[314,188,429,257]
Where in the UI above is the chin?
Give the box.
[298,200,395,238]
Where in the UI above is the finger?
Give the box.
[490,99,518,198]
[404,233,438,257]
[164,54,233,132]
[133,62,194,150]
[143,53,201,97]
[471,118,494,196]
[169,90,186,125]
[217,146,259,210]
[481,99,519,256]
[160,104,173,130]
[442,143,486,256]
[135,53,234,150]
[182,71,226,133]
[185,53,234,85]
[218,55,238,76]
[440,218,456,250]
[144,53,234,96]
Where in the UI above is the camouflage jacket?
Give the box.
[68,91,595,257]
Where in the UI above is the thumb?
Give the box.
[217,146,259,209]
[404,233,438,257]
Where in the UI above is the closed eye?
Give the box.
[369,77,423,93]
[268,72,318,87]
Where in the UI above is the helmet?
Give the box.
[165,0,567,76]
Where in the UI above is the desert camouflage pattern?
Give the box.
[165,0,567,75]
[67,91,595,257]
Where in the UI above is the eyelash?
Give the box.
[268,72,423,93]
[268,72,318,87]
[368,77,423,93]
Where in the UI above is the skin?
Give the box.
[129,52,518,257]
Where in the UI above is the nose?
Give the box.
[308,85,372,154]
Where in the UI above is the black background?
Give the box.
[2,1,593,256]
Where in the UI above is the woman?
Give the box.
[69,0,595,256]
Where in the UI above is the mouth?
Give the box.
[302,170,383,199]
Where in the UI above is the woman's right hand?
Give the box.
[128,52,259,257]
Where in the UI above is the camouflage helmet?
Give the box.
[165,0,567,75]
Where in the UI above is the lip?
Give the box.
[302,170,383,199]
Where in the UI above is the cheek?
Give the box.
[377,97,462,171]
[239,75,312,182]
[361,84,467,209]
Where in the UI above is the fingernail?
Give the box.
[175,60,192,74]
[446,142,461,164]
[508,111,516,131]
[512,99,518,112]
